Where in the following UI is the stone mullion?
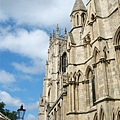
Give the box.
[117,50,120,94]
[72,83,75,111]
[94,66,99,100]
[69,84,72,112]
[76,84,79,111]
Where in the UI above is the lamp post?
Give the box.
[17,105,26,120]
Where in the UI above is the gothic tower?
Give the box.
[38,25,67,120]
[38,0,120,119]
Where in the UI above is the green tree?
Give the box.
[0,102,5,113]
[0,102,17,120]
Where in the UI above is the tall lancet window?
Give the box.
[62,52,67,73]
[87,68,96,106]
[81,13,85,26]
[117,111,120,120]
[93,113,98,120]
[77,14,79,26]
[100,108,106,120]
[114,26,120,78]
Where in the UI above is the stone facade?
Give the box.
[38,0,120,120]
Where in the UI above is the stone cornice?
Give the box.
[66,108,97,115]
[91,36,112,45]
[68,36,112,50]
[68,56,93,66]
[95,96,120,104]
[96,7,118,19]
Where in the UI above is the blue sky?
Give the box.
[0,0,86,120]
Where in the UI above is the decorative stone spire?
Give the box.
[49,33,52,45]
[56,24,59,37]
[64,28,67,40]
[64,28,67,35]
[71,0,86,15]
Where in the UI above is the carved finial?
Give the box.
[56,24,59,37]
[64,28,67,34]
[49,33,52,45]
[52,30,55,38]
[64,28,67,40]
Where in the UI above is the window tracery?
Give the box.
[62,52,67,73]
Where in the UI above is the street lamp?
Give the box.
[17,105,26,120]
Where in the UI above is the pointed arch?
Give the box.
[73,72,77,81]
[93,113,98,120]
[69,72,73,81]
[93,46,100,63]
[74,12,80,26]
[99,107,106,120]
[85,65,96,106]
[77,70,83,82]
[81,12,86,26]
[77,14,79,26]
[62,52,67,73]
[117,108,120,120]
[114,26,120,46]
[112,109,115,120]
[114,27,120,79]
[85,65,94,78]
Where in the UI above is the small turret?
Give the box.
[70,0,87,29]
[71,0,86,15]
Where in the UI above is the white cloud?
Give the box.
[0,28,49,74]
[0,28,49,60]
[0,70,16,84]
[26,114,37,120]
[0,0,76,28]
[0,91,22,107]
[0,27,49,74]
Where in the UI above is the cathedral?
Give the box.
[38,0,120,120]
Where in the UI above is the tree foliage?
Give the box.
[0,102,17,120]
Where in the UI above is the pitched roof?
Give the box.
[71,0,86,15]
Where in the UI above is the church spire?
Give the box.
[71,0,86,15]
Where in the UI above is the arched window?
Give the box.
[114,26,120,48]
[48,89,51,103]
[81,13,85,26]
[93,113,98,120]
[62,52,67,73]
[86,67,96,106]
[112,112,115,120]
[77,15,79,26]
[93,47,100,64]
[117,111,120,120]
[100,108,106,120]
[114,26,120,78]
